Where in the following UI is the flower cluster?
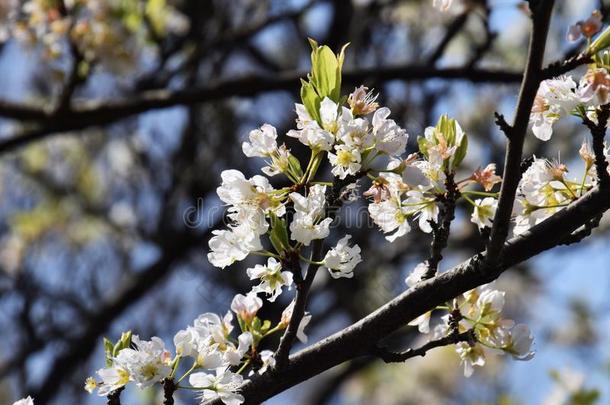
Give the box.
[5,0,188,69]
[513,156,596,235]
[84,30,610,401]
[405,268,535,377]
[85,291,311,404]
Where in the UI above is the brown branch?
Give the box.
[274,174,364,369]
[0,65,522,154]
[487,0,555,261]
[423,173,458,279]
[373,329,475,363]
[274,240,324,370]
[106,387,124,405]
[163,379,176,405]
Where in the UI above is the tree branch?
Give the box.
[423,173,458,279]
[373,329,475,363]
[0,65,522,155]
[487,0,555,261]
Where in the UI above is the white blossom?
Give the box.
[247,257,293,302]
[289,185,332,245]
[404,262,427,287]
[12,397,34,405]
[404,190,439,233]
[281,301,312,343]
[96,366,130,396]
[256,350,276,375]
[328,145,362,179]
[230,293,263,323]
[189,367,244,405]
[530,77,579,141]
[432,0,453,12]
[455,342,486,377]
[114,336,171,389]
[503,324,535,360]
[471,197,497,229]
[372,107,408,156]
[287,103,336,151]
[368,199,410,242]
[408,311,432,334]
[242,124,277,158]
[323,235,362,279]
[207,224,262,269]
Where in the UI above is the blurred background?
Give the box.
[0,0,609,404]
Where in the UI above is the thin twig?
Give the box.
[373,330,475,363]
[423,173,459,279]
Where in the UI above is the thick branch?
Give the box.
[0,65,522,154]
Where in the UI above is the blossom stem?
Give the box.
[299,254,324,265]
[177,361,198,384]
[252,250,281,259]
[236,359,251,374]
[461,194,477,206]
[461,190,499,197]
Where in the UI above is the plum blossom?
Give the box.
[189,367,244,405]
[579,67,610,106]
[207,224,262,269]
[502,324,535,360]
[289,184,333,245]
[322,235,362,279]
[328,144,362,179]
[471,164,502,191]
[256,350,276,375]
[433,0,453,11]
[231,293,263,324]
[372,107,409,156]
[368,198,410,241]
[455,342,486,377]
[216,169,285,233]
[287,100,344,151]
[242,124,277,158]
[347,86,379,115]
[404,190,439,233]
[114,336,171,389]
[530,77,579,141]
[404,262,428,287]
[247,257,293,302]
[471,197,497,229]
[281,301,312,343]
[95,365,130,396]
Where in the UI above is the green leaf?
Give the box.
[417,136,429,157]
[590,26,610,54]
[260,319,272,333]
[313,46,339,99]
[269,212,290,254]
[300,79,321,124]
[288,155,304,178]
